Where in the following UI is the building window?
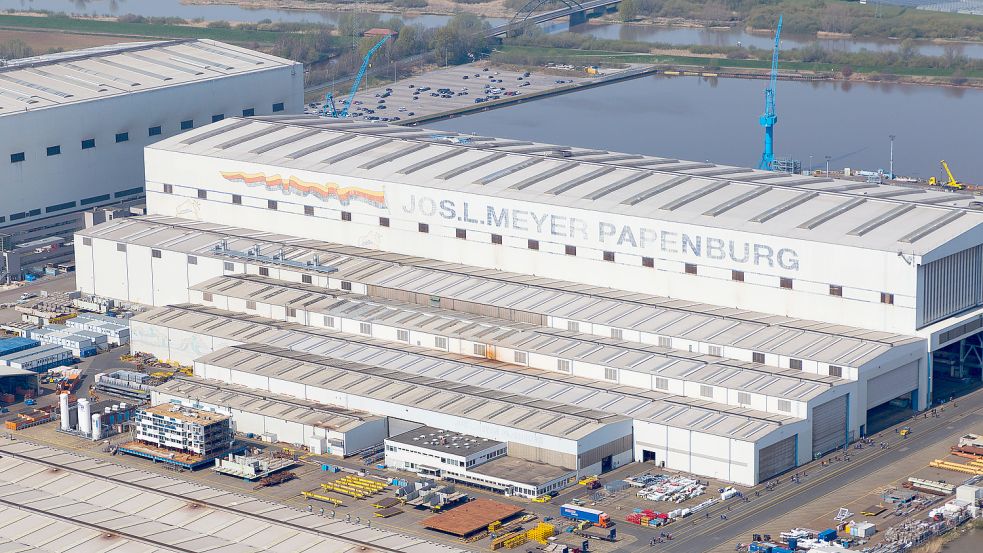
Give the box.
[828,365,843,377]
[212,114,224,123]
[777,399,791,412]
[780,277,793,289]
[657,336,672,348]
[417,222,429,233]
[790,358,803,370]
[301,275,312,284]
[246,301,256,310]
[287,308,297,317]
[161,184,173,194]
[397,329,409,342]
[435,336,448,350]
[732,270,744,282]
[379,217,390,227]
[116,243,127,252]
[151,249,161,258]
[267,200,277,210]
[881,292,894,305]
[341,281,352,291]
[567,321,579,332]
[556,359,571,373]
[684,263,697,275]
[829,284,843,297]
[603,251,615,262]
[473,344,487,357]
[305,206,315,216]
[115,132,129,143]
[752,352,765,364]
[46,145,61,156]
[82,237,92,246]
[188,255,197,265]
[181,120,193,130]
[565,245,576,256]
[514,351,527,364]
[611,328,623,340]
[335,211,349,222]
[604,367,618,381]
[527,239,539,250]
[700,385,714,398]
[224,262,234,271]
[737,392,751,405]
[197,189,207,199]
[272,102,285,112]
[259,267,269,277]
[357,322,371,334]
[324,316,335,328]
[654,377,669,390]
[202,292,213,302]
[456,228,466,239]
[81,138,96,150]
[492,234,503,245]
[642,257,654,268]
[708,345,722,356]
[9,152,24,163]
[149,125,162,136]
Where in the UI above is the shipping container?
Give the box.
[559,504,610,527]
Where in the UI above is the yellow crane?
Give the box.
[928,160,966,189]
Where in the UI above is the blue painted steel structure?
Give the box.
[325,35,394,118]
[757,15,783,171]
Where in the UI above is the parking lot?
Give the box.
[304,62,595,123]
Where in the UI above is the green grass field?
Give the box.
[0,14,282,43]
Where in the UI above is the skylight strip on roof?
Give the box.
[127,52,204,75]
[618,158,680,167]
[0,74,72,98]
[26,68,108,92]
[250,129,320,154]
[798,198,866,230]
[621,176,691,206]
[576,154,644,163]
[0,86,39,104]
[474,157,544,185]
[585,172,649,201]
[436,152,507,180]
[900,210,965,243]
[359,143,430,169]
[501,145,572,155]
[919,194,974,204]
[686,167,753,177]
[63,63,139,87]
[510,164,579,190]
[848,204,916,236]
[660,180,729,211]
[398,148,467,175]
[215,127,274,149]
[750,192,818,223]
[773,177,834,186]
[546,166,616,195]
[92,58,171,81]
[865,188,927,199]
[287,134,357,159]
[703,186,772,217]
[180,119,252,145]
[663,162,714,171]
[164,50,234,71]
[821,183,879,193]
[322,138,393,164]
[186,42,266,65]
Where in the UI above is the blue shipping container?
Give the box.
[0,338,40,357]
[559,504,604,524]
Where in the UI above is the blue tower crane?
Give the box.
[757,15,783,171]
[324,34,393,118]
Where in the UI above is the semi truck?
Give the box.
[560,504,612,527]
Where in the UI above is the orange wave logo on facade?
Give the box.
[220,171,387,209]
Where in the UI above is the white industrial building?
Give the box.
[73,116,983,485]
[134,403,234,457]
[153,377,387,456]
[1,40,302,280]
[28,324,107,356]
[64,312,129,346]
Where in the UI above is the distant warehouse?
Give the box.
[0,39,302,279]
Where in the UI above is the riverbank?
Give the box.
[185,0,515,19]
[0,13,283,43]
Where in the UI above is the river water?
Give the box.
[431,74,983,183]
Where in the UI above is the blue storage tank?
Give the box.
[0,337,40,357]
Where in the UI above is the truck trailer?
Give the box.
[560,504,611,527]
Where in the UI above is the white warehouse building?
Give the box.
[0,40,302,279]
[73,116,983,486]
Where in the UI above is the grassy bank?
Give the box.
[496,45,983,81]
[0,14,282,43]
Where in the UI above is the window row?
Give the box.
[5,187,143,223]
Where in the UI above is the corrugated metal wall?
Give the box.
[577,435,634,469]
[866,361,918,409]
[812,395,848,457]
[508,442,576,470]
[757,435,796,483]
[921,246,983,327]
[367,285,546,325]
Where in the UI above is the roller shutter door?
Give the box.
[758,435,796,483]
[812,395,848,457]
[867,362,918,409]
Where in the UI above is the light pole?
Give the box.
[889,134,895,179]
[825,155,831,177]
[809,155,813,174]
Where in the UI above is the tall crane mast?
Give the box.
[324,34,393,118]
[757,15,783,171]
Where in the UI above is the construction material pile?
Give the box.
[632,473,705,502]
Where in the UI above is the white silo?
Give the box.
[91,414,102,440]
[59,393,71,431]
[78,398,91,434]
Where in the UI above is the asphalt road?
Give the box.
[653,392,983,552]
